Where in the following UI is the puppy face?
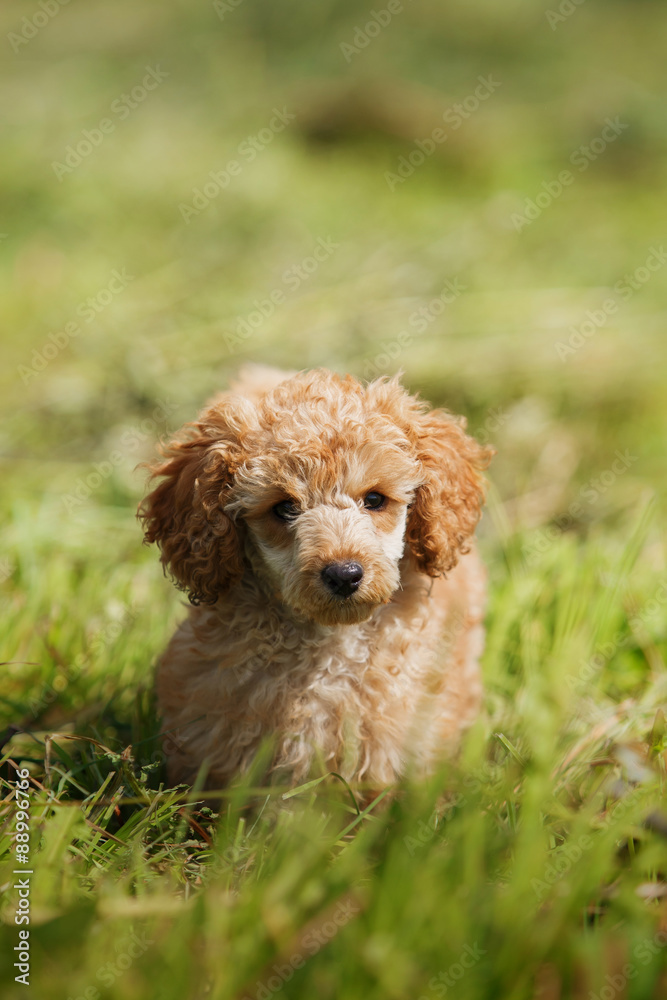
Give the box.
[237,439,421,626]
[139,369,492,617]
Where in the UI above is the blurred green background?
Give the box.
[2,1,667,998]
[2,0,666,525]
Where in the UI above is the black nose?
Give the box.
[320,561,364,598]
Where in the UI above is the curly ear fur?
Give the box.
[138,423,244,605]
[405,410,493,576]
[366,375,493,577]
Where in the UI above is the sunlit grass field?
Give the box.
[1,1,667,997]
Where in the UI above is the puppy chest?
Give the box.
[270,627,426,731]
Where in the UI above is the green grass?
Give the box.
[1,1,667,996]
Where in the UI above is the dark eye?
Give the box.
[364,491,386,510]
[273,499,300,521]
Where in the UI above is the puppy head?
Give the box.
[139,369,492,623]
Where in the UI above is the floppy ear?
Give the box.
[138,422,244,605]
[405,410,493,577]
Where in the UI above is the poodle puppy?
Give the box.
[139,366,493,788]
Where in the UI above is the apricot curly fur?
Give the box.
[139,366,493,788]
